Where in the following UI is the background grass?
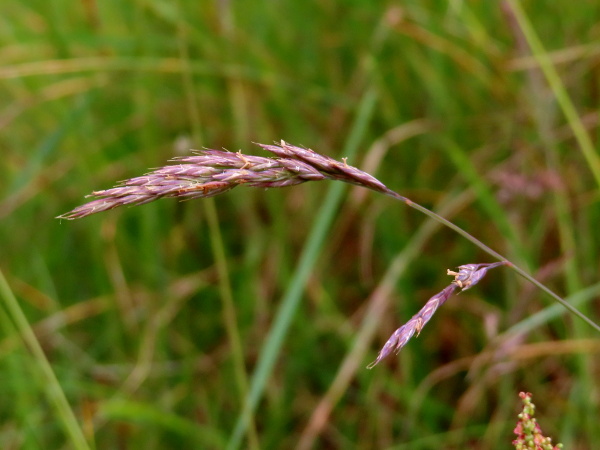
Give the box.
[1,1,599,448]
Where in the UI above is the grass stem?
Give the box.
[0,269,90,450]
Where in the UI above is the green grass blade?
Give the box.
[0,268,90,450]
[505,0,600,187]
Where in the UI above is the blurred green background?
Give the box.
[1,1,599,448]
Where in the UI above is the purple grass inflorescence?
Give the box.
[367,262,507,368]
[58,140,509,367]
[57,141,392,220]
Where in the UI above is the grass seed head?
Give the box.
[57,141,389,220]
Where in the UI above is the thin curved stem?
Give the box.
[383,189,600,334]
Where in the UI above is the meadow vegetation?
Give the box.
[1,1,599,448]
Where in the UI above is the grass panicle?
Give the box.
[367,262,508,368]
[57,141,392,220]
[367,284,458,369]
[58,141,600,362]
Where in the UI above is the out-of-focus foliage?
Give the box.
[1,1,599,448]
